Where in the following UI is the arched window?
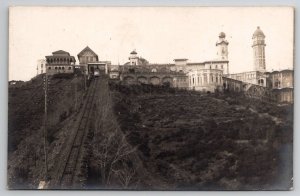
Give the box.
[68,66,72,70]
[55,67,58,70]
[204,74,207,84]
[62,67,65,70]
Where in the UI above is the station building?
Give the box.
[77,46,110,77]
[45,50,76,75]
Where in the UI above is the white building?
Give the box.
[37,59,46,75]
[187,69,223,92]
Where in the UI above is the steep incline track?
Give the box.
[51,78,99,189]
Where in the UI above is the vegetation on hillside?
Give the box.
[109,82,293,190]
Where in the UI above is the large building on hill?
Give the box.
[117,27,293,102]
[120,32,230,92]
[45,50,76,75]
[223,26,293,102]
[225,27,269,87]
[40,27,293,102]
[77,46,111,76]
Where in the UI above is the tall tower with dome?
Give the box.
[216,32,229,60]
[252,26,266,72]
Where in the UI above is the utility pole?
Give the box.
[74,74,78,111]
[43,74,49,181]
[84,67,87,91]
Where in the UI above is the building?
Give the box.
[78,46,111,77]
[223,27,293,103]
[267,69,293,103]
[124,50,149,66]
[225,27,268,86]
[119,32,230,92]
[45,50,76,75]
[108,64,120,79]
[252,26,266,72]
[188,69,223,92]
[37,59,46,75]
[267,69,293,89]
[77,46,99,75]
[225,71,268,86]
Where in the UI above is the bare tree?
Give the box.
[92,81,137,188]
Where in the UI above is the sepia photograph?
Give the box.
[8,6,294,190]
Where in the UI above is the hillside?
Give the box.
[7,76,293,190]
[8,73,86,188]
[109,83,293,190]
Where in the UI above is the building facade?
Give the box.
[252,26,266,72]
[267,70,293,103]
[119,32,230,92]
[225,27,267,87]
[37,59,46,75]
[77,46,99,75]
[45,50,76,75]
[188,69,223,92]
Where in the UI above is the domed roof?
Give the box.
[253,26,265,38]
[219,32,226,38]
[130,50,137,55]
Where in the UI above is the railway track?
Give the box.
[54,78,99,189]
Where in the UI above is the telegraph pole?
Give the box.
[43,73,49,181]
[74,74,78,111]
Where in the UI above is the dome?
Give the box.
[219,32,226,38]
[253,26,265,38]
[130,50,137,55]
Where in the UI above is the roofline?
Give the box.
[77,46,99,58]
[174,59,188,61]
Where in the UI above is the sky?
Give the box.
[9,7,294,81]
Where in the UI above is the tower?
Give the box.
[216,32,229,60]
[129,50,138,65]
[252,26,266,72]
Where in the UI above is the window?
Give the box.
[55,67,58,70]
[59,67,61,70]
[221,65,223,69]
[48,67,51,69]
[215,65,218,69]
[68,66,72,70]
[62,67,65,70]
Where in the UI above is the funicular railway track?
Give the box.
[53,78,99,189]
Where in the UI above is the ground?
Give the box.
[7,76,293,190]
[109,83,293,190]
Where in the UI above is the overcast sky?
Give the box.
[9,7,294,81]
